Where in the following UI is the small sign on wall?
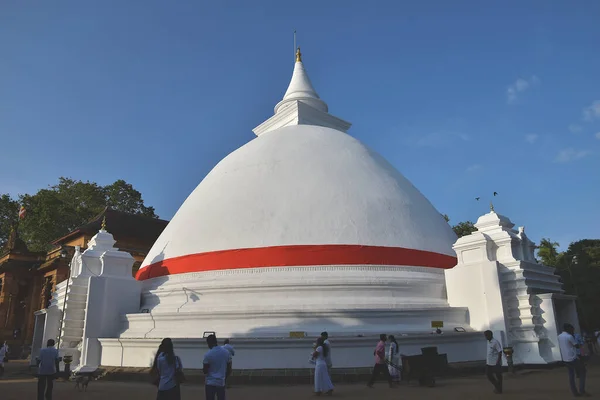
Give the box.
[289,331,307,338]
[431,321,444,328]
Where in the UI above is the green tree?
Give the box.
[0,177,158,252]
[0,194,19,248]
[452,221,477,238]
[560,239,600,268]
[442,214,477,238]
[537,238,561,267]
[553,239,600,331]
[104,180,156,217]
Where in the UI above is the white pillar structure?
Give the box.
[32,222,141,372]
[445,208,579,365]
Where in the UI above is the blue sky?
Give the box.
[1,1,599,250]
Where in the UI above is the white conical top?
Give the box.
[274,48,328,114]
[253,48,351,136]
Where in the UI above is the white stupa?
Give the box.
[133,48,463,335]
[33,48,579,371]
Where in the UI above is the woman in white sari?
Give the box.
[387,335,401,384]
[312,337,334,396]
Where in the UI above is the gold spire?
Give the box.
[490,201,495,212]
[295,47,302,63]
[101,216,107,231]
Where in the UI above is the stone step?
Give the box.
[59,335,83,343]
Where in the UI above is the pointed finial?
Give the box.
[296,47,302,63]
[101,216,107,231]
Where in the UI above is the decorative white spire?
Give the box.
[253,47,351,137]
[274,47,328,114]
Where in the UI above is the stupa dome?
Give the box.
[129,48,465,339]
[137,123,456,280]
[137,50,456,281]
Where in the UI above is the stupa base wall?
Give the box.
[99,333,487,369]
[117,307,472,340]
[138,266,454,317]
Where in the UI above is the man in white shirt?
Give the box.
[558,323,588,397]
[222,339,234,388]
[320,332,332,374]
[222,339,235,358]
[37,339,60,400]
[203,335,231,400]
[484,330,503,394]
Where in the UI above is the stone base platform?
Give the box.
[99,332,486,370]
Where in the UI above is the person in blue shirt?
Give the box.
[203,335,231,400]
[37,339,60,400]
[152,338,183,400]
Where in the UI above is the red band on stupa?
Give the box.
[135,244,457,281]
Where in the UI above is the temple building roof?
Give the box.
[52,207,169,246]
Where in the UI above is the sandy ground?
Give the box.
[1,362,597,400]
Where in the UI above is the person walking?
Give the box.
[484,330,503,394]
[0,339,7,377]
[203,334,231,400]
[37,339,60,400]
[559,323,589,397]
[222,339,235,359]
[312,337,334,396]
[387,335,401,384]
[367,334,393,388]
[152,338,183,400]
[222,339,234,387]
[320,332,332,375]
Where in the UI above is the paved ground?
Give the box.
[1,362,597,400]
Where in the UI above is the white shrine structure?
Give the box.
[31,49,579,372]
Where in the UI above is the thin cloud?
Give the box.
[525,134,539,144]
[507,75,540,104]
[583,100,600,121]
[595,132,600,140]
[466,164,482,172]
[568,124,583,134]
[554,148,592,163]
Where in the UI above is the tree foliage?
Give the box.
[537,238,561,267]
[104,180,156,216]
[452,221,477,238]
[541,239,600,331]
[1,177,157,252]
[0,194,19,248]
[444,214,477,238]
